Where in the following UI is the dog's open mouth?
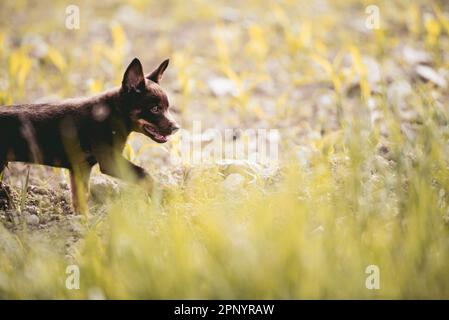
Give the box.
[143,124,169,143]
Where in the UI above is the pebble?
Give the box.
[26,214,40,226]
[90,175,120,200]
[207,77,239,97]
[223,173,245,191]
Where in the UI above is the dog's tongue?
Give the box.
[144,125,168,143]
[154,133,168,142]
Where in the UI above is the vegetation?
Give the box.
[1,0,449,298]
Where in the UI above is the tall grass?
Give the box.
[1,91,449,299]
[1,0,449,299]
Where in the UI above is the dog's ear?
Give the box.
[122,58,145,93]
[146,59,169,83]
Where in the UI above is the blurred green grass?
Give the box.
[1,0,449,298]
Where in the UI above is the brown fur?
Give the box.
[0,58,179,214]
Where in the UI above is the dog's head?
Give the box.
[120,58,179,143]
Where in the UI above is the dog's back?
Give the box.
[0,102,101,169]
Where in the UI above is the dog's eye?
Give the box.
[150,106,160,114]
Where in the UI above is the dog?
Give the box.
[0,58,179,214]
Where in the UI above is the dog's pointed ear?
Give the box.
[122,58,145,93]
[146,59,169,83]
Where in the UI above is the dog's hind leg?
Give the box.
[69,168,91,215]
[0,156,7,181]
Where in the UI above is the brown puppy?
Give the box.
[0,58,179,214]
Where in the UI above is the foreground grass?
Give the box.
[1,0,449,298]
[1,96,449,299]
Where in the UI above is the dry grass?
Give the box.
[1,0,449,299]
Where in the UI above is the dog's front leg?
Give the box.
[98,156,156,194]
[98,155,153,184]
[93,143,156,193]
[70,168,91,215]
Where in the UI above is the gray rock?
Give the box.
[90,175,120,200]
[24,206,39,216]
[402,46,431,66]
[26,214,40,226]
[223,173,245,191]
[416,65,447,88]
[59,182,70,190]
[5,210,20,225]
[207,77,239,97]
[69,222,83,234]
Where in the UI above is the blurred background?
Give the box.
[1,0,449,299]
[1,0,447,143]
[1,0,448,162]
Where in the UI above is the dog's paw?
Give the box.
[160,182,178,199]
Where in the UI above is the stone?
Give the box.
[207,77,239,97]
[223,173,245,191]
[26,214,40,226]
[90,175,120,200]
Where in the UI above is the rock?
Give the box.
[387,80,412,105]
[402,46,431,66]
[26,214,40,226]
[223,173,245,191]
[69,222,83,234]
[90,175,120,201]
[28,185,49,196]
[59,182,70,190]
[22,34,48,59]
[220,7,240,22]
[363,57,381,85]
[216,159,279,184]
[207,77,239,97]
[65,236,76,247]
[5,209,19,225]
[218,159,262,176]
[416,65,447,88]
[24,206,39,216]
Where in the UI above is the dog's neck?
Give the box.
[83,87,134,135]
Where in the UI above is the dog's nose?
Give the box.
[171,124,180,133]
